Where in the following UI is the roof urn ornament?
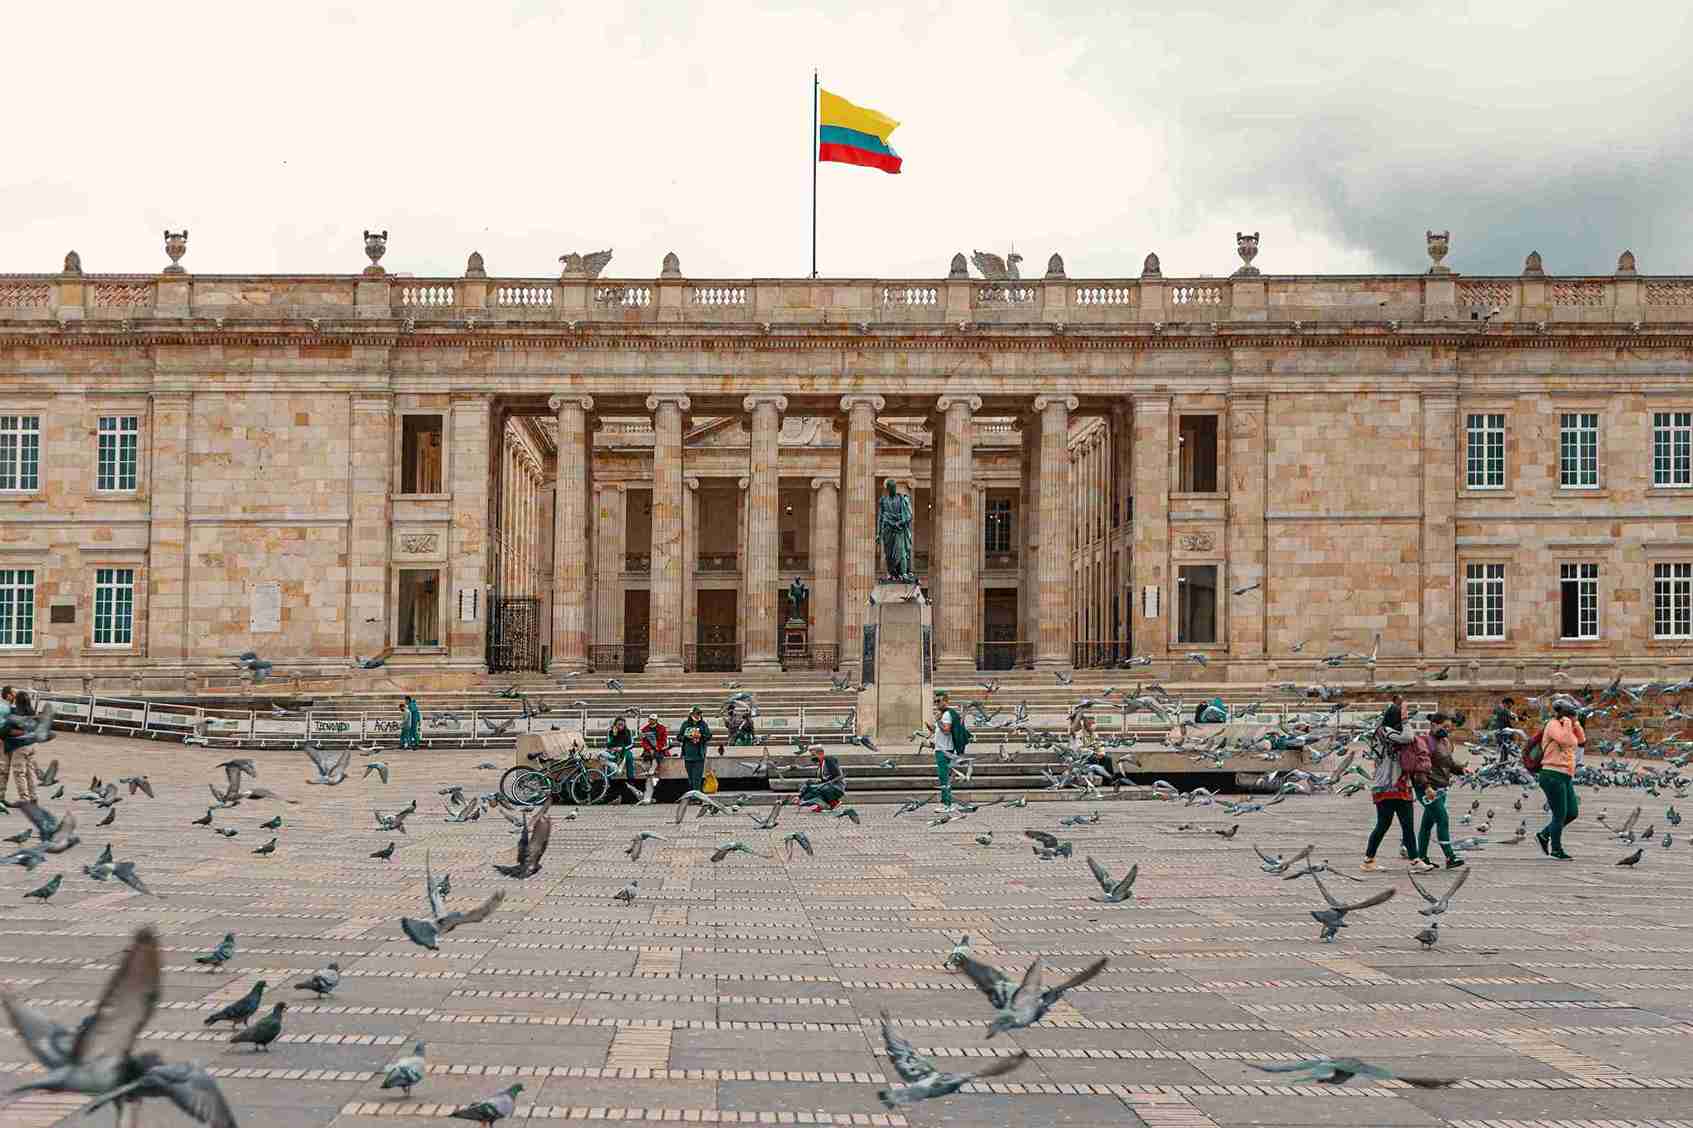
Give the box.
[1045,253,1066,279]
[661,251,682,277]
[61,250,82,275]
[465,251,486,278]
[1522,250,1544,278]
[163,230,188,274]
[1141,252,1162,278]
[1616,249,1637,276]
[948,252,968,279]
[1426,230,1450,274]
[363,229,388,276]
[1234,231,1260,276]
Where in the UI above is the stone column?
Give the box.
[448,394,493,664]
[1422,391,1458,658]
[348,395,391,659]
[594,483,625,668]
[1227,397,1267,659]
[683,476,700,669]
[736,476,750,664]
[1018,411,1041,667]
[1130,396,1171,656]
[147,390,192,660]
[549,394,593,672]
[1034,394,1077,669]
[742,395,787,670]
[646,393,689,672]
[810,477,840,668]
[933,395,980,672]
[837,394,883,678]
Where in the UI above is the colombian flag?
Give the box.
[818,88,902,174]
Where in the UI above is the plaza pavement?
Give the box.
[0,731,1690,1128]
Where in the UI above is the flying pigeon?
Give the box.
[876,1009,1027,1108]
[1407,867,1471,917]
[1251,1056,1453,1088]
[400,850,505,950]
[1085,857,1139,903]
[493,805,551,878]
[955,954,1109,1037]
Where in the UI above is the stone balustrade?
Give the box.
[8,268,1693,326]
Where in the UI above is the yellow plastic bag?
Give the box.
[702,770,719,794]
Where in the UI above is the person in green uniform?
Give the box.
[933,691,971,808]
[678,705,712,793]
[400,695,422,749]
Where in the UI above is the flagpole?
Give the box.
[811,69,818,279]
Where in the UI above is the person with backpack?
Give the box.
[933,691,971,809]
[1412,726,1466,871]
[1361,724,1418,872]
[1531,700,1585,860]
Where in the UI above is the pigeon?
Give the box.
[956,954,1109,1036]
[364,761,390,784]
[371,841,397,861]
[1253,843,1314,875]
[401,850,505,950]
[23,873,62,900]
[1085,857,1139,903]
[203,981,266,1027]
[192,808,214,827]
[355,654,388,669]
[34,758,59,787]
[605,678,625,692]
[96,808,116,827]
[230,1002,287,1051]
[783,831,813,859]
[710,841,759,863]
[119,775,154,798]
[1310,878,1397,941]
[1617,848,1644,866]
[382,1042,427,1097]
[1214,824,1240,840]
[494,805,551,878]
[1414,923,1441,949]
[375,801,416,833]
[833,806,861,825]
[305,745,352,786]
[944,936,972,969]
[625,831,665,862]
[1251,1056,1453,1088]
[449,1082,524,1123]
[748,797,788,830]
[3,828,31,844]
[614,879,639,905]
[973,831,994,846]
[252,837,278,856]
[214,827,239,838]
[78,1058,238,1128]
[260,815,283,830]
[18,803,78,854]
[195,934,237,969]
[1407,867,1471,917]
[876,1010,1028,1108]
[294,964,340,998]
[1053,670,1074,686]
[105,861,154,896]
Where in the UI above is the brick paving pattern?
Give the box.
[0,732,1689,1127]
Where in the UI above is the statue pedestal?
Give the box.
[856,582,932,746]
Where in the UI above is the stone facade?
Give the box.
[3,243,1693,682]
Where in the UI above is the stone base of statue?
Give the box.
[856,581,932,746]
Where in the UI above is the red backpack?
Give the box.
[1400,733,1433,777]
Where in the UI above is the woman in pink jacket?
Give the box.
[1535,701,1585,860]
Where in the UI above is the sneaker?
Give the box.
[1550,850,1574,861]
[1409,859,1439,874]
[1359,859,1379,872]
[1397,847,1408,859]
[1445,857,1466,869]
[1535,831,1551,856]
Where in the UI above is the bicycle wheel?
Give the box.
[570,768,611,805]
[499,767,553,807]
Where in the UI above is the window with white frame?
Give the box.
[1559,562,1599,639]
[984,497,1012,554]
[1558,413,1598,488]
[1653,412,1693,487]
[0,569,33,648]
[1465,413,1506,489]
[1465,562,1505,640]
[1654,562,1693,639]
[0,415,41,492]
[92,567,134,647]
[96,415,139,492]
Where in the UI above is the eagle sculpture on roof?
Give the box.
[559,250,614,279]
[971,249,1022,281]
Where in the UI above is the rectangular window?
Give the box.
[0,569,34,648]
[1654,562,1693,639]
[1558,412,1598,488]
[1176,564,1218,644]
[96,415,139,492]
[401,415,444,494]
[1653,412,1693,487]
[1465,413,1505,489]
[1177,415,1219,493]
[1559,562,1598,639]
[0,415,41,492]
[92,567,134,647]
[984,497,1012,554]
[1464,562,1505,640]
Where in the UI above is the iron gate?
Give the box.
[489,597,542,673]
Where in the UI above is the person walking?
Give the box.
[799,746,846,810]
[399,695,422,750]
[606,716,635,785]
[1413,725,1467,871]
[933,692,970,809]
[677,705,712,794]
[1361,725,1418,872]
[1534,700,1585,860]
[0,686,50,804]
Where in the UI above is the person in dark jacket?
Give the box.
[606,716,636,785]
[1380,693,1405,736]
[800,747,846,810]
[677,705,712,793]
[1413,726,1467,871]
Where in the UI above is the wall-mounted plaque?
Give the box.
[249,582,282,633]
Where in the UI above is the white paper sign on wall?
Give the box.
[1143,585,1159,619]
[457,586,480,623]
[250,582,282,633]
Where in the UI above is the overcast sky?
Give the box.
[9,1,1690,281]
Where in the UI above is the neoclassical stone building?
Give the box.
[3,232,1692,685]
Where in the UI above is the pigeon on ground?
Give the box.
[96,808,116,827]
[195,934,236,969]
[371,841,396,861]
[944,936,972,969]
[229,1002,287,1051]
[1214,824,1240,839]
[203,981,266,1028]
[3,828,31,844]
[494,805,551,878]
[449,1082,524,1123]
[614,879,639,905]
[1618,848,1644,866]
[252,837,278,856]
[23,874,62,900]
[294,964,340,998]
[192,808,214,827]
[833,806,861,825]
[1310,878,1397,941]
[214,827,239,838]
[876,1010,1027,1108]
[956,954,1109,1037]
[400,851,505,950]
[1086,857,1139,903]
[1251,1056,1453,1087]
[260,815,282,830]
[625,831,664,862]
[1408,867,1471,917]
[382,1042,427,1097]
[1414,923,1441,949]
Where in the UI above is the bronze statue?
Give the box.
[786,576,809,619]
[877,480,914,581]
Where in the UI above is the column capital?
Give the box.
[936,394,983,414]
[742,394,789,414]
[597,481,626,494]
[646,393,692,412]
[685,475,701,491]
[547,393,594,414]
[1033,394,1079,413]
[810,476,840,491]
[839,393,886,414]
[737,475,751,490]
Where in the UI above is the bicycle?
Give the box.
[499,745,619,807]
